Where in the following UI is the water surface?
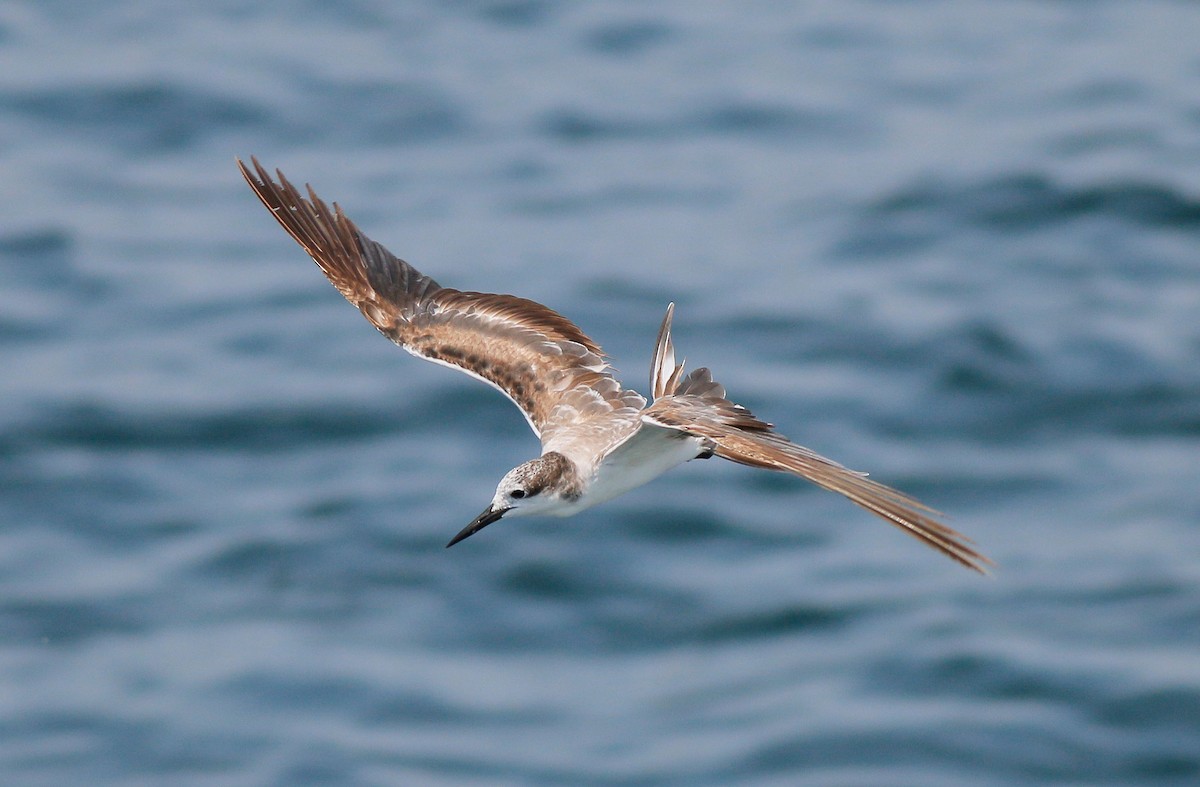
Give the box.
[2,2,1199,784]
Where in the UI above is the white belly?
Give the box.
[572,423,707,512]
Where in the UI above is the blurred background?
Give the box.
[2,2,1198,784]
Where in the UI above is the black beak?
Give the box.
[446,504,508,548]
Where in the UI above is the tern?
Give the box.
[239,158,990,573]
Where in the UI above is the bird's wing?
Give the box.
[240,157,644,439]
[643,305,991,573]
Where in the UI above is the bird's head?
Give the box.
[446,452,582,547]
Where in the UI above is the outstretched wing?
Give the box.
[644,304,991,573]
[239,157,643,439]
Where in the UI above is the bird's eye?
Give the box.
[510,489,526,499]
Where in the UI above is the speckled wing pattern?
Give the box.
[643,304,991,573]
[238,157,644,442]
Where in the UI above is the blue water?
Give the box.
[3,2,1199,784]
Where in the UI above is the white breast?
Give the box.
[574,421,707,511]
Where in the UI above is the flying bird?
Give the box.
[239,157,990,573]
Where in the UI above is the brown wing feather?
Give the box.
[645,368,990,573]
[239,157,641,436]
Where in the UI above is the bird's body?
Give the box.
[239,157,990,573]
